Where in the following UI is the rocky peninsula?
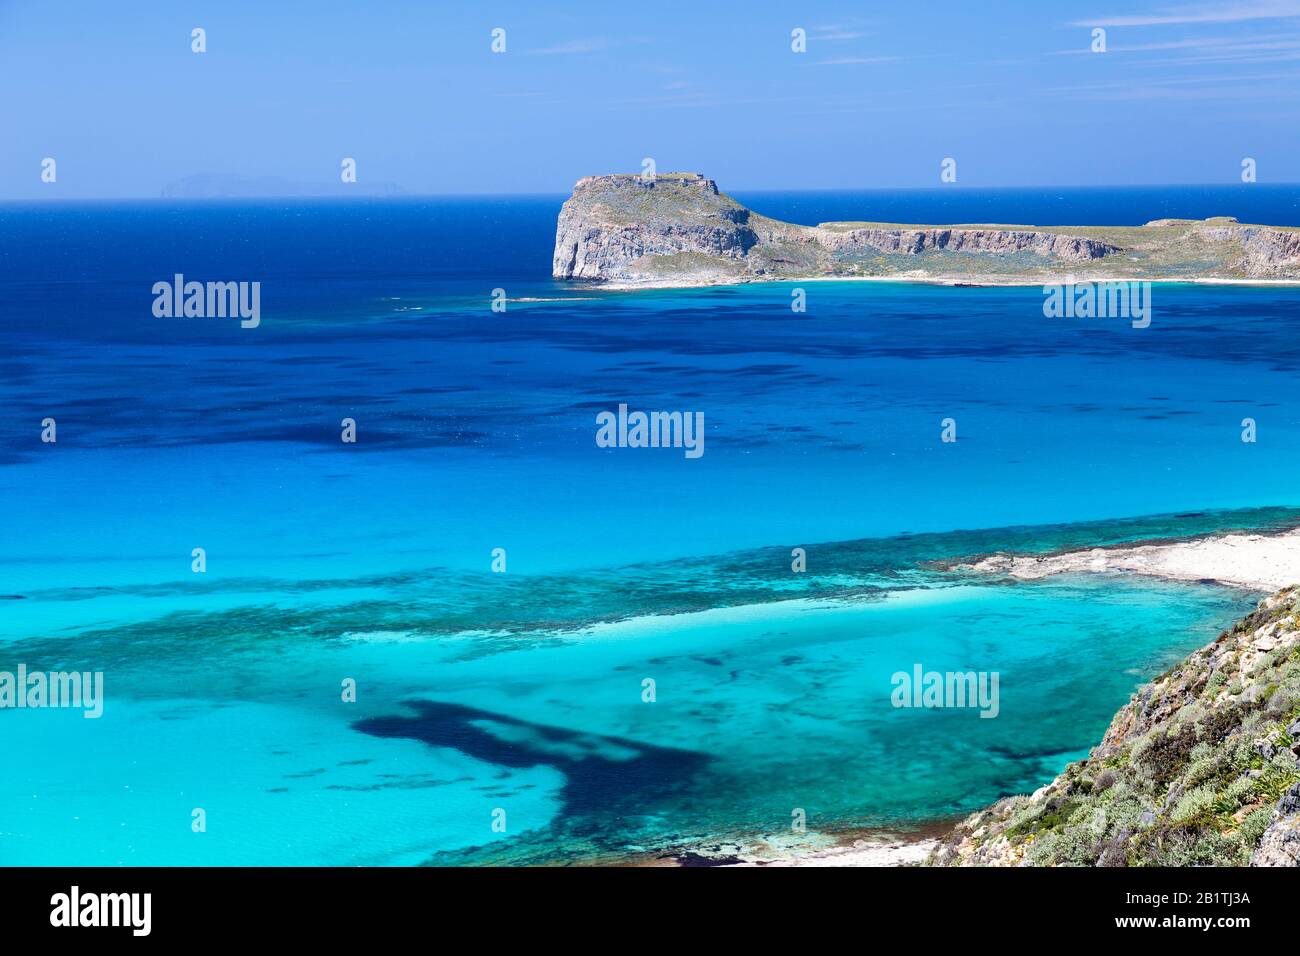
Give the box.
[553,173,1300,287]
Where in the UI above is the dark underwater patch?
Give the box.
[353,699,710,825]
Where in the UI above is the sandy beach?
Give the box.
[740,833,940,867]
[645,825,946,867]
[958,526,1300,591]
[595,273,1300,292]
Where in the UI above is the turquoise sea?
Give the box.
[2,185,1300,864]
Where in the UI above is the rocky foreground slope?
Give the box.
[553,173,1300,286]
[931,587,1300,867]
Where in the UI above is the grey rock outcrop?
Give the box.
[818,227,1114,260]
[552,174,759,281]
[1195,223,1300,278]
[1250,783,1300,866]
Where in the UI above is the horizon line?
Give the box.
[0,180,1294,204]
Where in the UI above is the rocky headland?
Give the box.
[553,173,1300,287]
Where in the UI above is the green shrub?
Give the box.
[1132,724,1198,789]
[1147,827,1244,867]
[1182,751,1224,789]
[1219,775,1255,810]
[1239,807,1273,848]
[1171,784,1217,823]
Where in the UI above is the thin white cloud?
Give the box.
[1070,1,1300,27]
[812,20,873,32]
[1051,36,1231,53]
[528,37,611,55]
[810,31,871,41]
[1050,31,1300,65]
[813,56,901,65]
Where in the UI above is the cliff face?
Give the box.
[552,173,1300,286]
[931,588,1300,867]
[551,174,762,281]
[816,226,1114,260]
[1195,223,1300,278]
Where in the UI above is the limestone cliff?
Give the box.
[552,174,760,281]
[552,173,1300,286]
[931,588,1300,867]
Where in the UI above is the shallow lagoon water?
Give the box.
[0,566,1262,864]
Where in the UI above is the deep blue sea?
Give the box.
[2,185,1299,864]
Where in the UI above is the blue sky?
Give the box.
[2,0,1297,197]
